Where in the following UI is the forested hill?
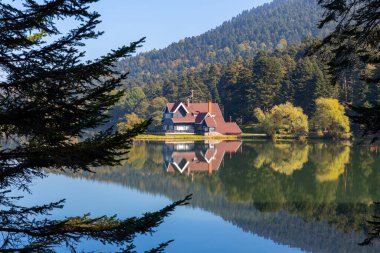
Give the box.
[116,0,330,81]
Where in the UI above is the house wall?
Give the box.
[164,113,172,119]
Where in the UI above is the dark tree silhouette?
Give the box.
[0,0,190,252]
[312,0,380,141]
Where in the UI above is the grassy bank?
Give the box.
[134,134,240,141]
[241,133,302,140]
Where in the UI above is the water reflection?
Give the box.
[253,143,309,175]
[70,140,380,252]
[311,143,351,182]
[164,141,242,175]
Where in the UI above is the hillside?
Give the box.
[116,0,330,82]
[111,0,380,130]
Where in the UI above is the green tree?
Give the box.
[254,102,309,138]
[118,113,143,132]
[254,108,279,137]
[312,98,350,138]
[251,55,286,110]
[148,97,168,127]
[219,57,246,120]
[276,38,288,51]
[204,64,223,103]
[0,1,188,251]
[314,0,380,142]
[118,86,147,113]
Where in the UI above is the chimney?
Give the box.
[208,101,212,114]
[230,116,232,123]
[187,97,190,107]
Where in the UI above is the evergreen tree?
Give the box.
[218,57,244,120]
[252,54,286,110]
[313,0,380,142]
[204,64,223,103]
[293,57,316,113]
[0,1,189,251]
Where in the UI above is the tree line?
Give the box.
[115,0,331,85]
[114,40,375,136]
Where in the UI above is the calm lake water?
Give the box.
[22,140,380,252]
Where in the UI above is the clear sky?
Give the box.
[83,0,272,59]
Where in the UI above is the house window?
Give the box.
[175,125,186,131]
[175,125,194,131]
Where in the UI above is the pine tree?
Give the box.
[313,0,380,143]
[252,54,286,110]
[0,1,189,251]
[204,64,222,103]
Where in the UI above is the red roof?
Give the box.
[205,117,217,127]
[166,102,189,113]
[166,103,177,112]
[166,102,222,114]
[171,114,195,123]
[187,103,222,115]
[164,102,242,135]
[217,122,242,135]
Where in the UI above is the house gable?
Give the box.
[172,102,189,114]
[174,106,187,118]
[195,113,211,124]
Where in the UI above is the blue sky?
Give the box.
[83,0,272,59]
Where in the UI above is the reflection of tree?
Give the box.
[0,183,190,252]
[0,142,190,252]
[66,141,380,253]
[254,143,309,175]
[123,142,147,170]
[311,143,350,182]
[360,203,380,246]
[122,142,164,173]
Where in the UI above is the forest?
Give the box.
[111,0,379,136]
[115,0,331,81]
[113,41,375,135]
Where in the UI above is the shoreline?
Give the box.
[134,133,353,141]
[134,134,240,141]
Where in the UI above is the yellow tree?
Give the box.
[312,98,350,139]
[117,113,143,132]
[254,102,309,139]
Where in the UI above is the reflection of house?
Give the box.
[162,101,242,135]
[164,141,242,175]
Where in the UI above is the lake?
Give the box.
[22,140,380,252]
